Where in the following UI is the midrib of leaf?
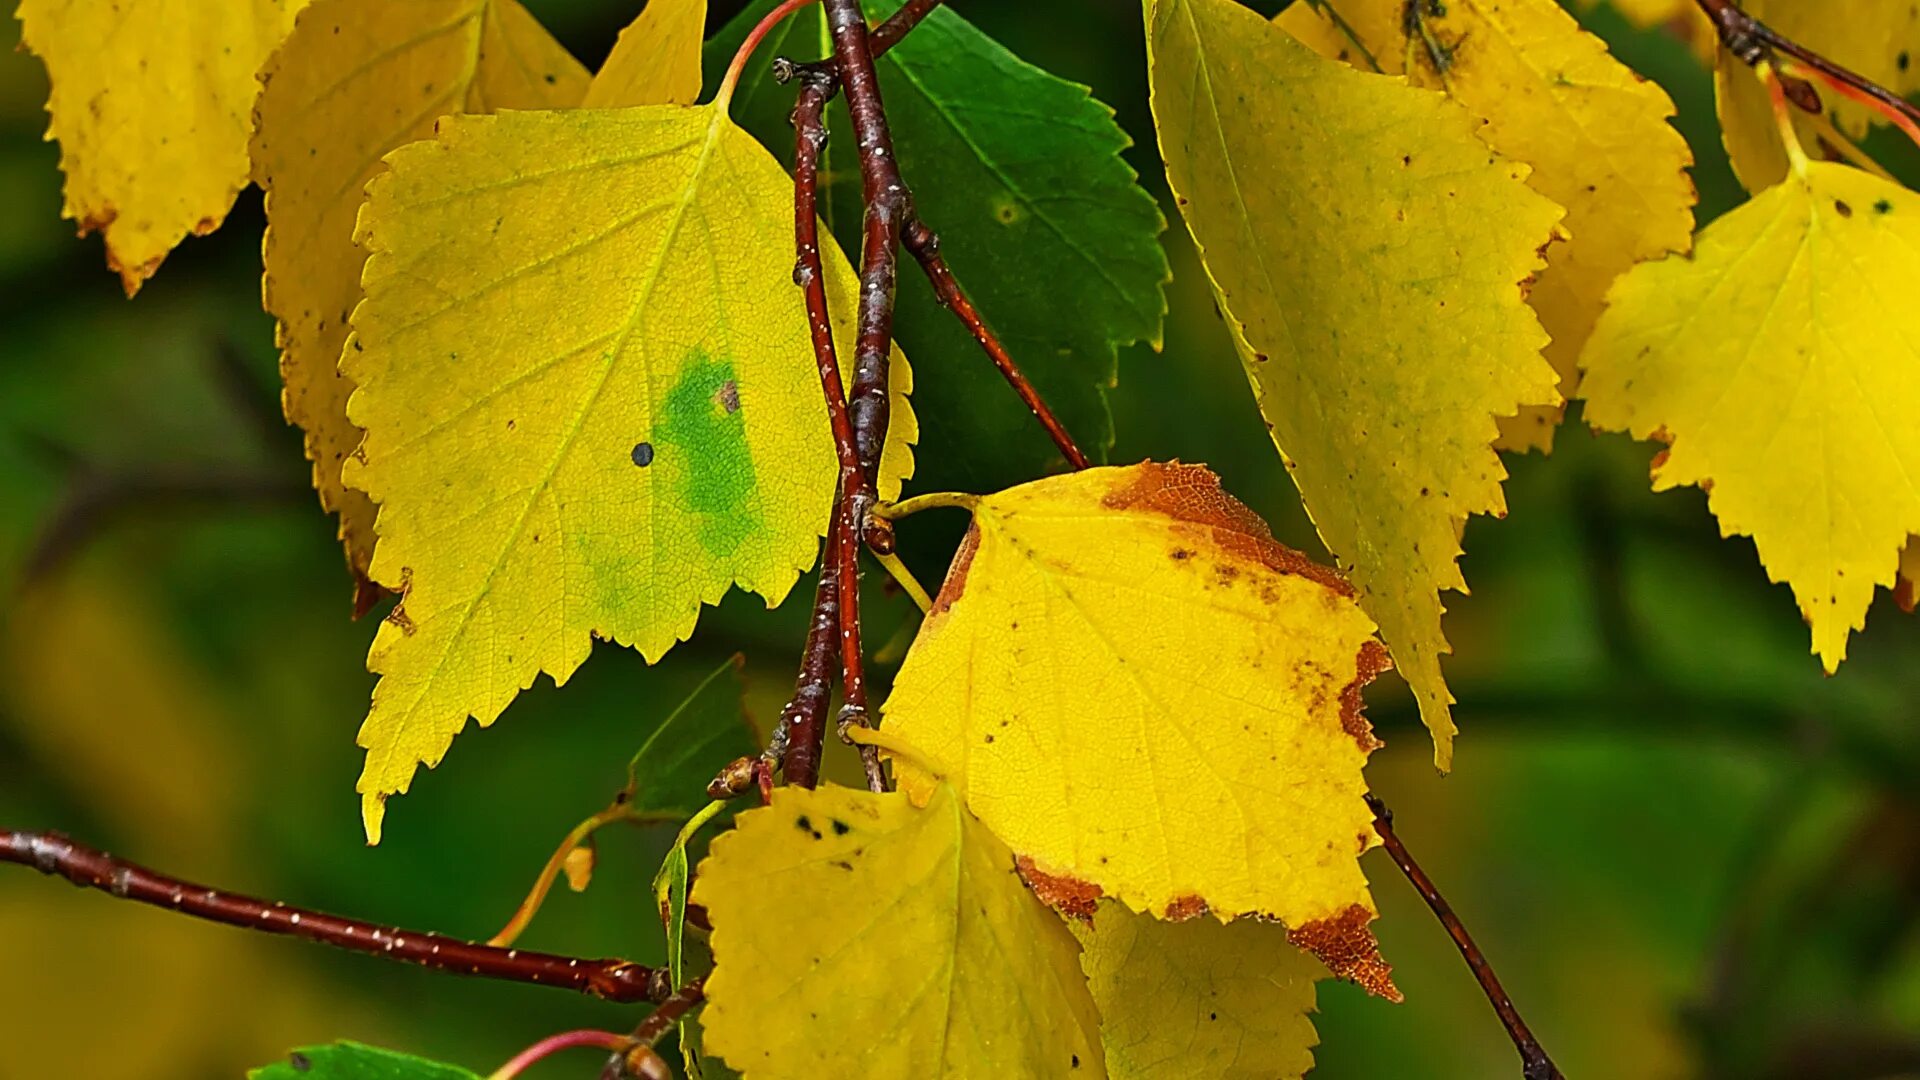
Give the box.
[376,108,729,749]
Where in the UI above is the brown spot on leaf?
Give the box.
[351,572,390,620]
[1102,462,1352,597]
[1164,894,1210,921]
[715,379,741,414]
[1016,855,1102,922]
[1340,640,1391,752]
[1287,904,1400,1001]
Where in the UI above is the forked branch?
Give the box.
[1694,0,1920,141]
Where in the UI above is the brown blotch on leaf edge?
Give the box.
[1101,461,1353,598]
[1163,894,1211,922]
[1016,855,1103,923]
[1340,640,1393,752]
[1287,903,1400,1002]
[930,523,982,616]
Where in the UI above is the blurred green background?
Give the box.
[3,1,1919,1077]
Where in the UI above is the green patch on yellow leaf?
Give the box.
[254,0,588,586]
[1146,0,1564,767]
[343,103,915,842]
[877,462,1395,996]
[1280,0,1695,453]
[1074,902,1325,1080]
[17,0,310,293]
[1581,162,1920,672]
[694,783,1104,1079]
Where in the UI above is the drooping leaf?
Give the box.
[622,654,759,818]
[656,798,726,1071]
[343,102,916,842]
[17,0,310,292]
[1073,902,1324,1080]
[248,1042,478,1080]
[876,463,1396,997]
[584,0,707,109]
[1580,161,1920,671]
[1145,0,1564,767]
[709,0,1169,491]
[253,0,588,587]
[1279,0,1696,452]
[693,783,1105,1079]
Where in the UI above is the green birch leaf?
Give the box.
[248,1042,478,1080]
[621,654,759,818]
[707,0,1169,491]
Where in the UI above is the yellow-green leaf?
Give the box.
[254,0,588,587]
[344,103,916,842]
[1581,162,1920,671]
[1279,0,1695,452]
[17,0,310,293]
[1146,0,1564,766]
[1073,902,1324,1080]
[584,0,706,109]
[694,783,1105,1079]
[877,462,1395,997]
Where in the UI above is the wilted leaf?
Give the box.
[709,0,1168,490]
[1073,902,1324,1080]
[694,783,1105,1079]
[1146,0,1564,766]
[248,1042,478,1079]
[1279,0,1696,452]
[878,463,1395,996]
[17,0,309,292]
[254,0,588,585]
[1581,162,1920,671]
[343,101,915,842]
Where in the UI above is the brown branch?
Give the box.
[0,828,669,1004]
[1365,796,1563,1080]
[1694,0,1920,130]
[868,0,943,55]
[900,219,1089,470]
[599,977,710,1080]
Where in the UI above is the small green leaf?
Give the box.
[248,1042,479,1080]
[621,655,761,818]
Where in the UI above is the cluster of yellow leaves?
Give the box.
[1277,0,1697,451]
[1146,0,1564,766]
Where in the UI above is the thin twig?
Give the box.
[599,977,710,1080]
[0,829,669,1003]
[1694,0,1920,133]
[1365,796,1563,1080]
[868,0,943,54]
[900,219,1089,470]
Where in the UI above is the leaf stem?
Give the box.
[0,828,669,1003]
[487,804,640,948]
[486,1030,631,1080]
[1365,796,1563,1080]
[1692,0,1920,143]
[719,0,818,106]
[872,490,980,520]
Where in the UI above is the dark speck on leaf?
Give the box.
[1835,200,1854,217]
[631,442,654,467]
[1071,1054,1081,1069]
[1876,199,1894,215]
[831,819,851,836]
[288,1052,311,1072]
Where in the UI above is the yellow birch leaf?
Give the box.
[1072,902,1324,1080]
[1279,0,1696,453]
[16,0,310,293]
[584,0,706,109]
[1714,49,1802,195]
[343,103,916,842]
[693,783,1105,1079]
[877,462,1397,997]
[254,0,589,590]
[1580,162,1920,671]
[1146,0,1565,767]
